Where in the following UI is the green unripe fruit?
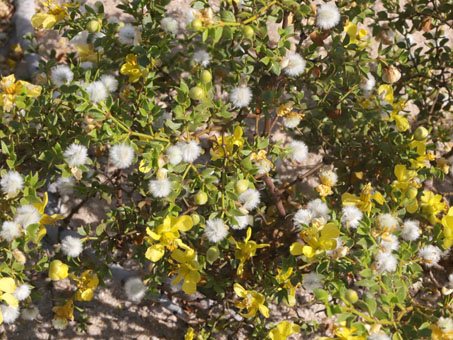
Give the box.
[189,86,204,101]
[194,191,208,205]
[242,25,254,40]
[191,19,203,31]
[201,70,212,84]
[206,246,220,264]
[191,213,200,225]
[345,289,359,304]
[235,179,249,194]
[414,126,429,141]
[406,187,418,200]
[87,20,101,33]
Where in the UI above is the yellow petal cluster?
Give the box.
[0,74,42,112]
[233,283,269,318]
[290,222,340,259]
[269,321,301,340]
[120,54,148,83]
[171,241,201,295]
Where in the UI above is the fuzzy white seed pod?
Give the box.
[230,86,253,108]
[303,272,323,292]
[360,73,376,92]
[238,189,261,211]
[14,205,41,228]
[1,171,24,196]
[400,220,420,241]
[419,245,442,267]
[283,53,306,76]
[63,143,89,167]
[61,236,83,258]
[341,206,363,229]
[294,209,313,226]
[51,65,74,87]
[204,218,228,243]
[149,178,172,198]
[21,306,39,321]
[192,49,211,67]
[307,199,329,219]
[166,145,183,165]
[124,277,147,303]
[100,74,118,92]
[179,141,202,163]
[118,24,139,46]
[316,3,341,30]
[109,144,135,169]
[289,140,308,163]
[231,214,253,230]
[375,251,397,272]
[161,17,179,34]
[1,304,19,323]
[0,221,22,242]
[13,284,31,301]
[85,81,108,103]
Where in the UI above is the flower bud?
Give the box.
[87,20,101,33]
[382,66,401,83]
[235,179,249,194]
[242,26,254,40]
[414,126,428,141]
[189,86,204,100]
[405,187,418,200]
[191,213,201,225]
[191,19,203,31]
[206,246,220,264]
[49,260,69,281]
[194,191,208,205]
[345,289,359,304]
[12,249,26,265]
[201,70,212,84]
[156,168,168,180]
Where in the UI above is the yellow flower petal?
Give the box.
[0,278,16,294]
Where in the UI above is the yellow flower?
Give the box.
[49,260,69,281]
[0,277,19,311]
[275,267,299,306]
[420,190,446,224]
[251,150,273,173]
[233,283,269,318]
[408,140,435,169]
[185,327,195,340]
[278,102,304,120]
[334,325,365,340]
[74,44,99,63]
[0,74,42,112]
[210,126,244,160]
[120,54,147,83]
[392,164,419,213]
[342,183,385,215]
[378,84,409,132]
[170,241,201,295]
[33,192,64,242]
[290,222,340,259]
[269,321,301,340]
[70,270,99,301]
[31,0,74,29]
[52,299,74,324]
[229,227,269,275]
[145,215,194,262]
[441,207,453,249]
[344,21,369,49]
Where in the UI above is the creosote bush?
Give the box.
[1,0,453,339]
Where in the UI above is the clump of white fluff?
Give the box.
[100,74,118,92]
[85,81,108,103]
[230,86,253,108]
[179,141,202,163]
[61,236,84,257]
[294,209,313,226]
[419,245,442,267]
[166,145,183,165]
[14,205,41,228]
[109,144,135,169]
[380,234,399,252]
[303,272,323,292]
[238,189,261,211]
[283,53,306,76]
[149,178,172,198]
[63,143,89,167]
[13,284,31,301]
[307,199,329,219]
[192,49,211,67]
[21,306,39,321]
[400,220,420,241]
[204,218,228,243]
[1,171,24,196]
[316,3,341,30]
[360,73,375,92]
[124,277,147,303]
[80,61,93,70]
[52,317,67,329]
[161,17,178,34]
[231,215,253,230]
[56,176,75,196]
[118,24,139,46]
[341,206,363,229]
[368,334,391,340]
[283,114,302,129]
[319,169,338,186]
[1,221,22,241]
[289,140,308,163]
[0,304,20,323]
[51,65,74,87]
[375,251,397,272]
[377,213,398,231]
